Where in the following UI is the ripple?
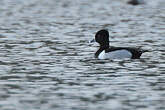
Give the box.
[0,0,165,110]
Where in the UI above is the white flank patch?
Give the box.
[98,50,132,60]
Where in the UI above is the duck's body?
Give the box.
[127,0,145,5]
[92,30,148,60]
[95,46,145,59]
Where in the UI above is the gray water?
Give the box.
[0,0,165,110]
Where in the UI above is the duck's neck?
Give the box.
[95,44,109,58]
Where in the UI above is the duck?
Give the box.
[127,0,145,5]
[90,29,148,59]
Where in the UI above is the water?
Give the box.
[0,0,165,110]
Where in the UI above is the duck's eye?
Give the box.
[97,34,101,38]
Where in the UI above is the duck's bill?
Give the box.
[89,39,96,43]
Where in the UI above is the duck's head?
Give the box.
[95,29,109,47]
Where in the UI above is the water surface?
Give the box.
[0,0,165,110]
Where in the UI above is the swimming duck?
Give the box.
[90,29,148,59]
